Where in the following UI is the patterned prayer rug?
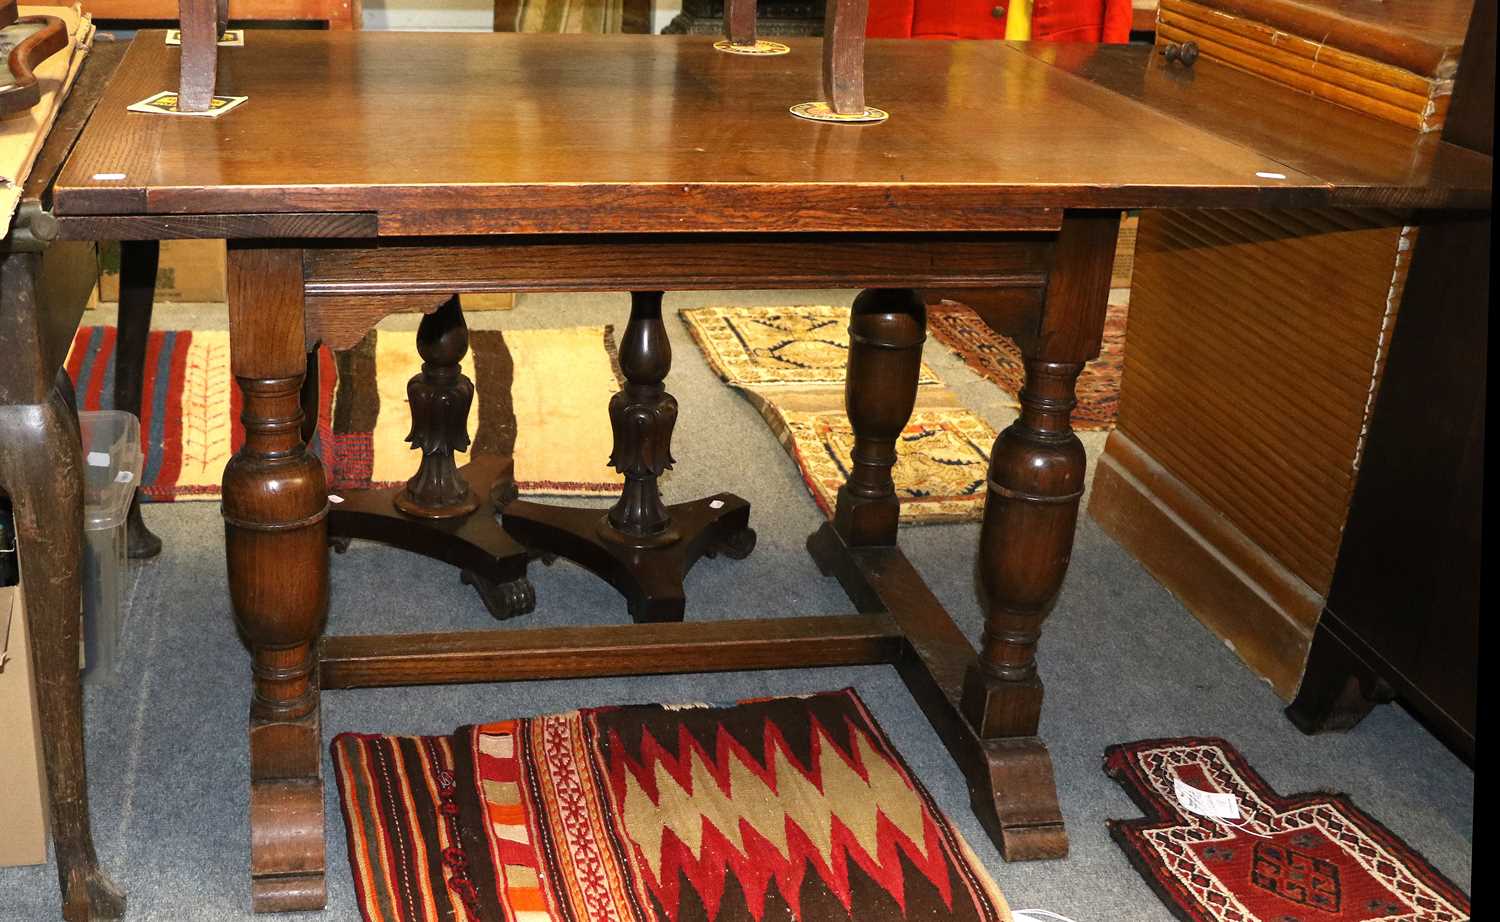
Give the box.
[1104,737,1471,922]
[680,306,995,524]
[332,689,1011,922]
[928,299,1128,430]
[65,324,623,501]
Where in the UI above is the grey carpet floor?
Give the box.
[0,291,1473,920]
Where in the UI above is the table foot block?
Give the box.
[502,493,752,623]
[251,874,327,914]
[250,779,326,912]
[970,737,1068,860]
[61,867,125,922]
[807,522,1070,861]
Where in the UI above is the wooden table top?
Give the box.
[52,31,1491,236]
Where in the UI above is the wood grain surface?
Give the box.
[1153,0,1469,131]
[1175,0,1471,76]
[50,33,1489,231]
[1119,207,1412,596]
[1016,42,1491,207]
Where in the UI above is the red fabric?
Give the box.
[1105,738,1472,922]
[867,0,1132,43]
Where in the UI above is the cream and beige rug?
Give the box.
[681,306,997,524]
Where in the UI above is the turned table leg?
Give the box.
[223,245,328,912]
[831,288,926,547]
[115,240,162,560]
[959,211,1120,858]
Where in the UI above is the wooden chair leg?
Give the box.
[114,240,162,560]
[0,381,125,922]
[177,0,221,111]
[724,0,756,46]
[224,246,328,912]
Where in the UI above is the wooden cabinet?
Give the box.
[1285,0,1490,761]
[1089,0,1479,701]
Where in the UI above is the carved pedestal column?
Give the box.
[504,291,755,622]
[605,291,678,541]
[324,295,535,620]
[395,296,480,519]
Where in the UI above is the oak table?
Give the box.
[45,30,1490,915]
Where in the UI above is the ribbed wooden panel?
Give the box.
[1120,209,1413,599]
[1155,0,1455,131]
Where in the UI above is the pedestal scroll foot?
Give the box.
[461,570,537,621]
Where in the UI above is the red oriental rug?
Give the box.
[332,689,1012,922]
[1104,738,1470,922]
[928,300,1128,430]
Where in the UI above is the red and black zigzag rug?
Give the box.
[1104,738,1470,922]
[333,689,1012,922]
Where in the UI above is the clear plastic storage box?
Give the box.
[78,411,143,684]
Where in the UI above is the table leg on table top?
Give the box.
[223,244,329,912]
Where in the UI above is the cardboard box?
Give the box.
[96,238,227,304]
[0,584,50,867]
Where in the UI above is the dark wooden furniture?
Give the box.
[0,41,127,922]
[1088,0,1475,699]
[663,0,826,36]
[1284,0,1491,762]
[44,28,1488,914]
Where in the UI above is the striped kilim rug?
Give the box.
[332,689,1012,922]
[680,306,998,524]
[928,299,1128,431]
[1105,738,1470,922]
[65,324,624,501]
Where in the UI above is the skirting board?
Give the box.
[1088,430,1322,699]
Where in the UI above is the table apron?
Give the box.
[301,232,1054,295]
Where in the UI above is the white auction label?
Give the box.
[1174,777,1241,820]
[86,451,111,467]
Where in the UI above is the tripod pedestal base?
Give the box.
[327,454,536,620]
[502,493,753,623]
